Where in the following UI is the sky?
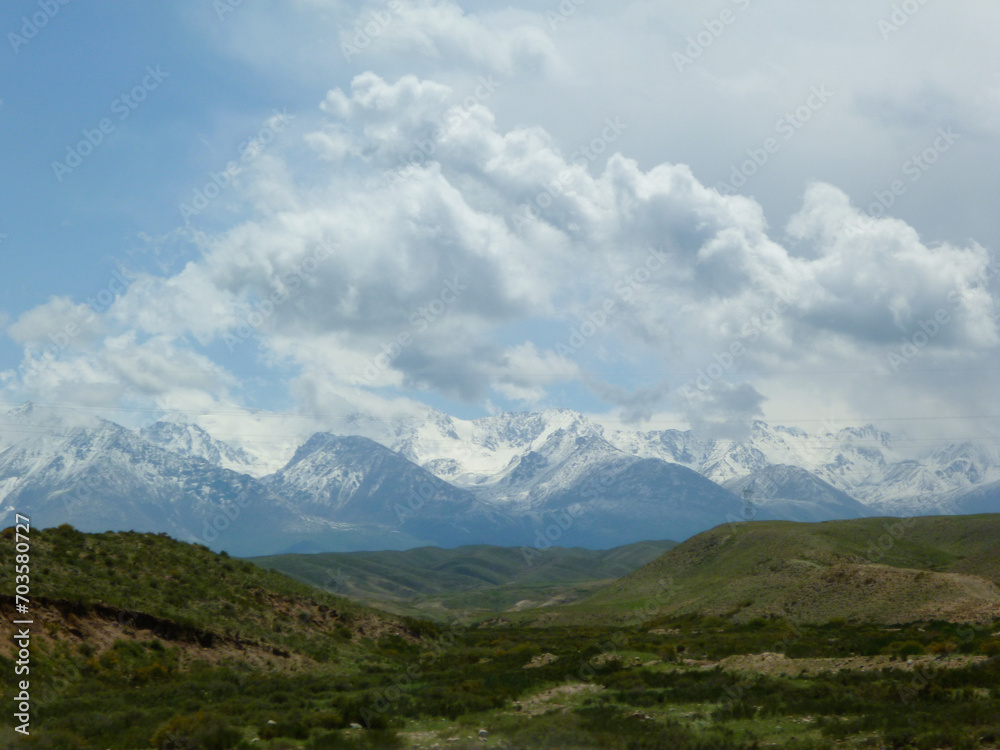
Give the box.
[1,0,998,451]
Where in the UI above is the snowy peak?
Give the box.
[834,424,892,447]
[265,431,521,543]
[0,402,104,449]
[2,400,999,552]
[928,442,1000,487]
[140,420,262,475]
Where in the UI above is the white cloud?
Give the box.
[6,0,1000,437]
[7,297,104,348]
[342,1,562,77]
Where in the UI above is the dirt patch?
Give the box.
[0,596,311,668]
[765,564,1000,624]
[512,682,605,715]
[523,652,559,669]
[712,652,988,676]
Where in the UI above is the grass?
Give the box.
[4,521,1000,748]
[249,540,676,618]
[0,524,387,657]
[580,515,1000,624]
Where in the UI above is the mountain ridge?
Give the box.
[3,402,999,555]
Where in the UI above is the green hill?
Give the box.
[0,525,418,748]
[583,515,1000,624]
[0,524,412,658]
[5,524,1000,750]
[250,539,676,616]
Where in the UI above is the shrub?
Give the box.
[259,718,308,740]
[928,640,958,655]
[979,639,1000,657]
[151,712,245,750]
[306,730,404,750]
[883,640,925,658]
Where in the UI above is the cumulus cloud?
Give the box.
[5,329,234,413]
[4,56,998,437]
[7,297,105,348]
[340,1,562,76]
[585,378,672,425]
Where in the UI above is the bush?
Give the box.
[979,639,1000,657]
[883,640,925,658]
[306,730,404,750]
[259,718,308,740]
[151,712,245,750]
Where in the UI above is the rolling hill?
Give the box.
[0,525,412,664]
[251,539,677,615]
[583,514,1000,624]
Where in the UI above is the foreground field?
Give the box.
[4,524,1000,748]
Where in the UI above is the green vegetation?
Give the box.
[251,540,676,617]
[3,520,1000,748]
[0,524,387,662]
[584,515,1000,624]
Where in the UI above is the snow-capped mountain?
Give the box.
[140,420,261,476]
[334,407,598,485]
[535,457,772,548]
[321,410,1000,515]
[0,402,103,450]
[604,420,1000,514]
[722,465,872,523]
[2,401,998,554]
[0,411,310,556]
[266,408,1000,519]
[263,433,524,546]
[950,479,1000,515]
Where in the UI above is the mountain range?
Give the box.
[0,402,998,555]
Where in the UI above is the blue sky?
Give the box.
[1,0,998,446]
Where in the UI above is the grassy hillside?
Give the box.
[4,524,1000,749]
[0,524,415,659]
[251,539,676,616]
[583,515,1000,624]
[0,525,421,748]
